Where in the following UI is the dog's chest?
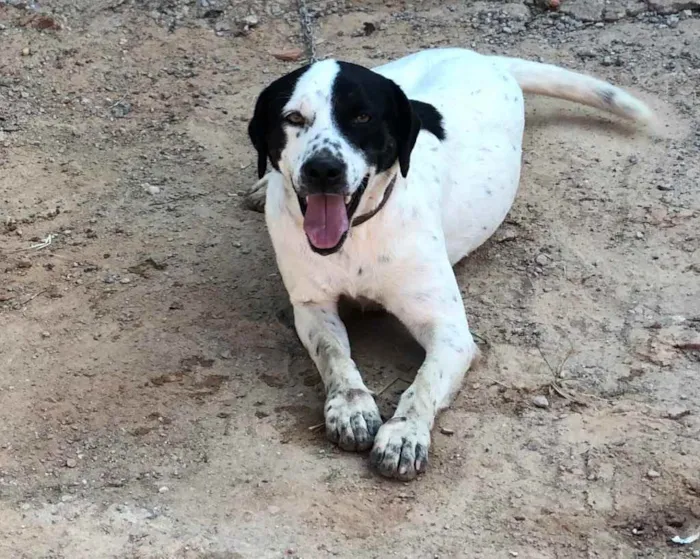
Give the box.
[294,238,407,303]
[278,210,437,306]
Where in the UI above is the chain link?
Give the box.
[296,0,318,63]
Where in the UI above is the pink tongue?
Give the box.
[303,194,349,250]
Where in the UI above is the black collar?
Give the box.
[351,173,398,228]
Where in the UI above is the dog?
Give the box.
[246,48,653,480]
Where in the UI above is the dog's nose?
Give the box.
[301,153,347,193]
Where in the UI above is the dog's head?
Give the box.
[248,60,420,254]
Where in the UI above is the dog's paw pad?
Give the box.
[369,416,430,481]
[325,388,382,452]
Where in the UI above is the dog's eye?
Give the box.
[353,114,371,124]
[284,112,306,126]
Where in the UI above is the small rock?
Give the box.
[143,183,160,195]
[532,395,550,409]
[268,505,280,514]
[65,458,77,468]
[628,155,639,164]
[535,254,550,266]
[657,184,673,191]
[24,14,63,31]
[602,7,626,21]
[158,486,169,493]
[560,0,605,22]
[21,47,31,56]
[440,427,455,436]
[577,49,598,59]
[214,21,230,33]
[119,277,131,284]
[17,259,32,269]
[362,22,377,35]
[647,0,700,15]
[647,469,661,479]
[110,101,131,119]
[665,406,690,420]
[41,331,50,339]
[243,14,259,27]
[495,228,518,243]
[691,550,699,557]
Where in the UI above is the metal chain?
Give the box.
[296,0,318,63]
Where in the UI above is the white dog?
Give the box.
[246,48,653,480]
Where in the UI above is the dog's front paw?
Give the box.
[370,416,430,481]
[325,388,382,452]
[243,175,268,213]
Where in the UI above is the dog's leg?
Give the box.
[294,302,383,451]
[243,174,268,213]
[370,266,478,480]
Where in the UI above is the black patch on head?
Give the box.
[247,65,310,179]
[411,100,445,140]
[332,62,421,178]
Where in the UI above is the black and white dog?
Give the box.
[246,48,653,480]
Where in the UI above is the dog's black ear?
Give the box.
[248,91,269,180]
[389,80,420,178]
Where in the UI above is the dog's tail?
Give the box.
[492,56,656,126]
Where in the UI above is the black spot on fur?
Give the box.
[598,87,616,107]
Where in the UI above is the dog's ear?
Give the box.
[389,80,420,178]
[248,91,270,180]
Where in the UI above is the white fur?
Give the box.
[254,48,653,479]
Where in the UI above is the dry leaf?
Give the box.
[271,48,304,62]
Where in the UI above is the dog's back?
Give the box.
[371,48,654,263]
[375,49,526,263]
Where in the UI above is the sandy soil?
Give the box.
[1,1,699,557]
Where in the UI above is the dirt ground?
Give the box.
[1,0,699,557]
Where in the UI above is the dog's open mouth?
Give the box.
[298,175,369,254]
